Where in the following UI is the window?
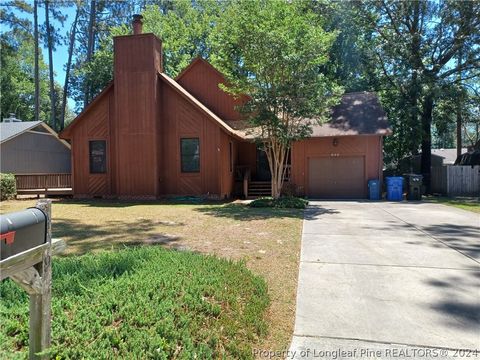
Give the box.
[89,140,107,173]
[180,138,200,172]
[229,142,233,173]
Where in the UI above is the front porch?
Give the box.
[234,142,291,198]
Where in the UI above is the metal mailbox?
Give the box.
[0,208,47,260]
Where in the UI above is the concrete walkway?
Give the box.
[289,202,480,359]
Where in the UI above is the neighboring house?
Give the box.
[0,115,71,174]
[60,17,390,199]
[402,148,467,174]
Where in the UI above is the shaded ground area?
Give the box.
[0,198,303,354]
[291,201,480,359]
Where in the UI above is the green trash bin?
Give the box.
[404,174,423,200]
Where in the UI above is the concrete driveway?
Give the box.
[289,202,480,359]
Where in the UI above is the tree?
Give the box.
[211,0,341,198]
[34,0,40,121]
[0,31,50,121]
[44,0,56,129]
[61,2,80,130]
[358,0,480,191]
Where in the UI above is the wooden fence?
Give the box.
[431,165,480,196]
[15,174,72,196]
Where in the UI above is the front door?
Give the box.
[256,148,271,181]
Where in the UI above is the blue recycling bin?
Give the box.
[368,179,381,200]
[386,176,404,201]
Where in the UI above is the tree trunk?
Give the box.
[45,0,56,130]
[456,47,463,158]
[265,140,287,199]
[421,93,434,194]
[84,0,97,109]
[60,6,79,130]
[33,0,39,122]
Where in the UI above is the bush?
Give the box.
[0,173,16,201]
[0,247,269,359]
[249,196,309,209]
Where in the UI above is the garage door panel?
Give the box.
[308,156,365,199]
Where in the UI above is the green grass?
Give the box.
[0,247,269,359]
[0,199,303,353]
[427,197,480,213]
[249,197,309,209]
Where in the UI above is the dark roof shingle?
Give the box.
[310,92,391,137]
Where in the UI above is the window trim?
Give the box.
[180,137,200,173]
[89,140,107,174]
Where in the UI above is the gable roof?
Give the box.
[159,72,246,140]
[175,57,228,83]
[0,121,43,143]
[0,120,70,149]
[309,92,391,137]
[60,82,114,139]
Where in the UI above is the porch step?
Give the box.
[248,181,271,198]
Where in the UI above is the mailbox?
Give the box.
[0,208,47,260]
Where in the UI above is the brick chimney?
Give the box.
[132,14,143,35]
[112,16,163,196]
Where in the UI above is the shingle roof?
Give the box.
[309,92,391,137]
[0,121,43,143]
[432,148,467,164]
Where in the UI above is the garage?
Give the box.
[290,92,391,199]
[308,156,365,199]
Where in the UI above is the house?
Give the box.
[398,148,467,174]
[60,16,390,200]
[0,115,71,174]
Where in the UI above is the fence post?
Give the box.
[30,199,52,359]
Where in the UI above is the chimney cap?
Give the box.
[132,14,143,35]
[132,14,143,22]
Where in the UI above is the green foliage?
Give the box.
[357,0,480,170]
[210,0,341,198]
[0,31,47,122]
[250,197,308,209]
[0,247,269,358]
[0,173,17,201]
[211,0,341,137]
[143,0,223,76]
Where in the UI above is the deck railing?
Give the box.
[14,174,72,196]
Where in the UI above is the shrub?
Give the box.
[281,182,298,197]
[0,173,16,201]
[0,247,269,359]
[250,196,309,209]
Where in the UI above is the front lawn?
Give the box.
[0,199,303,356]
[426,197,480,213]
[1,247,268,359]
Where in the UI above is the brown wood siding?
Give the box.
[69,87,114,197]
[177,59,244,121]
[291,136,383,198]
[160,81,225,197]
[219,132,238,198]
[113,34,162,197]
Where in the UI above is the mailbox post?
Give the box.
[0,199,65,359]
